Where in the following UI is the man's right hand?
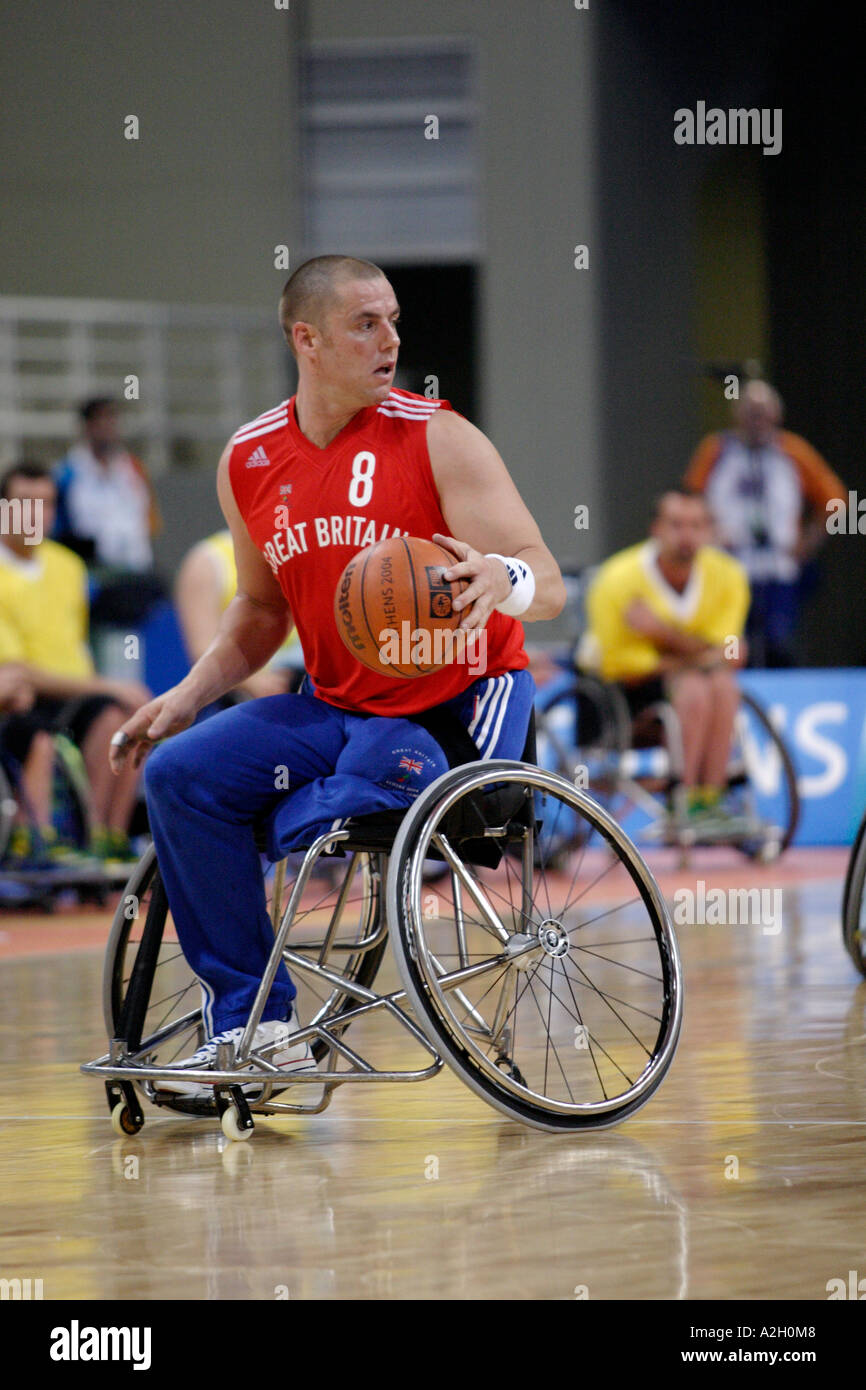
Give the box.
[109,686,199,773]
[0,663,35,714]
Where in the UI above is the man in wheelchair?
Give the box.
[110,255,566,1096]
[580,488,751,838]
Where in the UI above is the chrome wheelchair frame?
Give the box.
[82,757,683,1140]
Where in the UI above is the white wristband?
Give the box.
[486,553,536,617]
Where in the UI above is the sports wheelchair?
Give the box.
[536,671,799,862]
[534,570,799,863]
[842,805,866,977]
[81,716,683,1139]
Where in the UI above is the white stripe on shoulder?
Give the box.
[390,389,438,406]
[236,398,290,430]
[381,391,442,414]
[233,415,289,446]
[377,404,441,421]
[234,407,288,437]
[233,399,290,439]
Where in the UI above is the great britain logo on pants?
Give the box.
[382,746,439,795]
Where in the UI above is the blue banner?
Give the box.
[738,669,866,846]
[535,668,866,847]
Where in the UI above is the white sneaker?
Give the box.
[160,1017,317,1098]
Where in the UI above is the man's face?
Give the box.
[307,277,401,405]
[652,495,711,566]
[737,395,777,447]
[85,405,121,451]
[5,475,56,543]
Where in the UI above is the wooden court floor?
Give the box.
[1,847,864,1301]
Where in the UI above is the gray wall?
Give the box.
[1,0,302,579]
[2,0,603,616]
[0,0,300,306]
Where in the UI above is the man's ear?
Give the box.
[292,321,317,358]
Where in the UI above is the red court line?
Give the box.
[0,849,848,963]
[0,914,112,961]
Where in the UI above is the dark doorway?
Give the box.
[379,264,477,422]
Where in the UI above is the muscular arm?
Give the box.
[426,409,566,627]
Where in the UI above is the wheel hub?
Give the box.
[537,919,570,958]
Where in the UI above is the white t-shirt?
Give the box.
[55,444,153,571]
[703,437,801,582]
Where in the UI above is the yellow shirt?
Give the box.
[199,530,301,663]
[583,541,750,683]
[0,539,93,677]
[202,529,238,613]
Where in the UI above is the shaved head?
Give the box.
[279,255,386,355]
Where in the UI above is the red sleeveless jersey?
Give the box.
[228,388,528,715]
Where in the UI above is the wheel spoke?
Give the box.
[395,764,680,1123]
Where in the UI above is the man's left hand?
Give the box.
[434,533,512,631]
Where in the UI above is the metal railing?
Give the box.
[0,296,290,471]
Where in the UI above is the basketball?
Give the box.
[334,534,470,677]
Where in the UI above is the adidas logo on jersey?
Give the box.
[246,445,271,468]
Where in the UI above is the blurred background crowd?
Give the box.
[0,0,862,867]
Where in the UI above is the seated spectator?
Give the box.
[174,529,303,706]
[0,462,148,865]
[581,489,750,833]
[685,380,846,666]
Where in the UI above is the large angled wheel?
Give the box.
[387,761,682,1132]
